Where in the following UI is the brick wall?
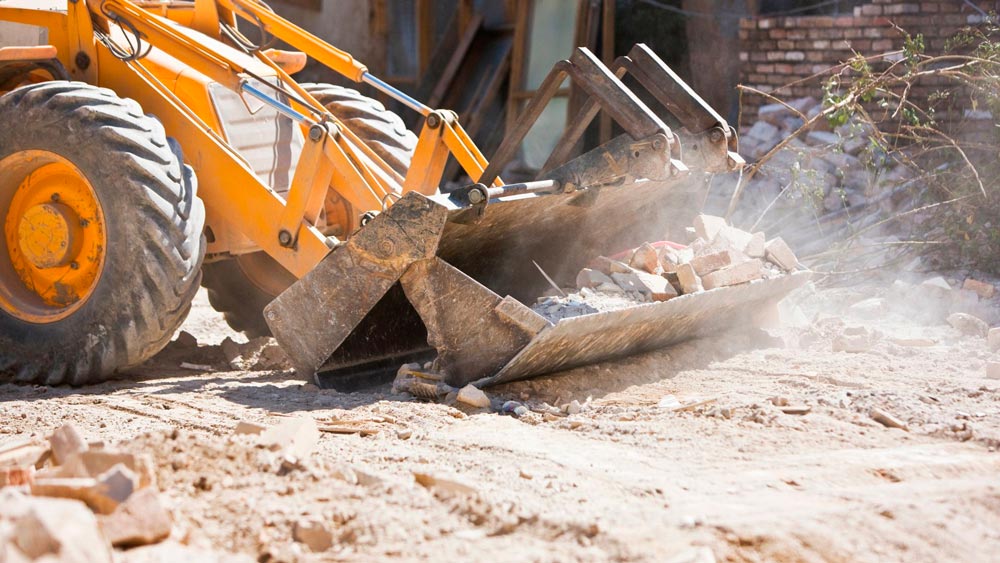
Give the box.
[738,0,1000,132]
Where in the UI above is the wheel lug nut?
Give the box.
[69,261,79,270]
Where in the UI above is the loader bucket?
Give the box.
[263,44,809,388]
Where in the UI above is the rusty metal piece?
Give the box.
[264,193,449,377]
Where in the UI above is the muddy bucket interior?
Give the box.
[264,185,810,389]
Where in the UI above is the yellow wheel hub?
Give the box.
[0,150,106,323]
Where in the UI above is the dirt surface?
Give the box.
[2,284,999,562]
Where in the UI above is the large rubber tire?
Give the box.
[0,82,206,385]
[201,83,416,337]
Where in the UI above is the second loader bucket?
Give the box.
[263,44,810,388]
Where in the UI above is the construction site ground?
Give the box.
[2,284,999,563]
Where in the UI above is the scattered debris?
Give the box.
[233,421,266,436]
[292,518,333,552]
[179,362,214,372]
[413,472,477,497]
[258,417,319,465]
[220,337,291,371]
[986,362,1000,380]
[946,313,989,338]
[870,408,908,431]
[832,326,880,353]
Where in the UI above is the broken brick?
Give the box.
[588,256,632,276]
[629,243,662,275]
[745,232,766,258]
[13,497,113,563]
[0,466,34,488]
[962,278,995,299]
[701,259,764,290]
[676,263,704,294]
[633,271,678,302]
[690,250,734,276]
[97,488,172,547]
[31,476,125,515]
[764,237,800,271]
[575,268,614,289]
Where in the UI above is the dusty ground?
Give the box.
[2,280,999,562]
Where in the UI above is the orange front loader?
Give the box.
[0,0,804,387]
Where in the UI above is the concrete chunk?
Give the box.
[259,418,319,465]
[0,440,46,469]
[676,263,704,294]
[588,256,631,275]
[701,259,764,290]
[988,328,1000,352]
[611,272,643,294]
[49,424,88,466]
[690,250,734,276]
[693,214,727,242]
[31,476,125,515]
[97,488,172,548]
[764,237,800,271]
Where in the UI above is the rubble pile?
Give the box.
[532,214,803,323]
[1,424,172,562]
[729,96,917,255]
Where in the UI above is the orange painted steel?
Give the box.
[0,151,106,323]
[0,0,501,280]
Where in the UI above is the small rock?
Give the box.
[173,331,198,349]
[665,546,716,563]
[259,418,320,465]
[220,337,243,368]
[963,278,995,299]
[947,312,989,337]
[396,428,413,440]
[566,400,582,415]
[292,518,333,552]
[49,424,88,466]
[456,385,491,409]
[97,488,172,547]
[519,468,533,480]
[889,337,936,347]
